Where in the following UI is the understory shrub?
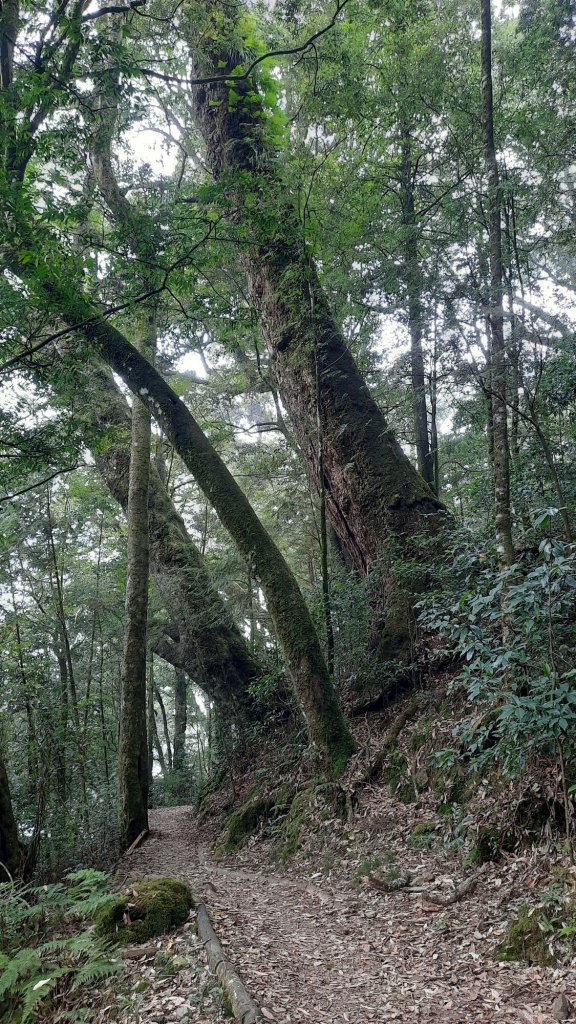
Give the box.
[419,517,576,846]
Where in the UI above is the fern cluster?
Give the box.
[0,869,121,1023]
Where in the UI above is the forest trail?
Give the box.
[118,806,574,1024]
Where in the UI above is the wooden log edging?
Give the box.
[196,902,261,1024]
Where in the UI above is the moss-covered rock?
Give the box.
[273,789,314,863]
[224,796,275,851]
[494,905,555,965]
[94,877,193,944]
[383,752,417,804]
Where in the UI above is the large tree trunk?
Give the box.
[41,354,261,711]
[184,4,447,645]
[24,270,355,776]
[82,53,262,710]
[0,749,21,880]
[480,0,515,565]
[118,320,152,848]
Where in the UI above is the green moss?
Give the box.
[409,822,438,849]
[383,752,417,803]
[94,877,193,944]
[351,851,395,887]
[466,825,516,866]
[224,796,274,851]
[494,905,555,965]
[384,751,407,789]
[273,789,313,863]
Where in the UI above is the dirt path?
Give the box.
[117,805,576,1024]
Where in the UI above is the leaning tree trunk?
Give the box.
[118,319,153,847]
[19,261,355,776]
[39,352,261,711]
[183,3,447,649]
[82,51,263,710]
[0,749,21,880]
[480,0,515,566]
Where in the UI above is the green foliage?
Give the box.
[419,524,576,775]
[0,871,121,1023]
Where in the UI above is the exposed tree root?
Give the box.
[360,697,420,786]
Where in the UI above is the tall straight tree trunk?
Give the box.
[173,670,187,774]
[480,0,515,565]
[118,318,153,848]
[155,688,173,771]
[184,3,447,649]
[0,749,20,880]
[147,656,155,790]
[399,131,434,487]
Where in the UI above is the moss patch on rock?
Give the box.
[383,752,417,804]
[273,788,314,863]
[94,877,193,944]
[494,905,555,965]
[224,796,275,851]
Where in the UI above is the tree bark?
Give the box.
[80,59,262,711]
[399,132,435,488]
[118,319,152,848]
[28,271,355,775]
[480,0,515,565]
[0,748,21,880]
[173,670,188,773]
[43,354,261,711]
[184,4,447,643]
[155,687,173,770]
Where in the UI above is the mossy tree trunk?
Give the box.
[184,3,448,650]
[0,749,21,880]
[40,353,261,711]
[90,315,354,774]
[118,318,153,848]
[20,262,355,774]
[173,670,187,774]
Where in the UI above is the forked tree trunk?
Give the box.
[29,271,355,776]
[41,354,261,710]
[184,4,447,650]
[480,0,515,565]
[0,750,20,880]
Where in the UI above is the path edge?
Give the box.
[196,901,262,1024]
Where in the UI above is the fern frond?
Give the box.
[71,956,121,990]
[21,968,68,1023]
[0,948,41,999]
